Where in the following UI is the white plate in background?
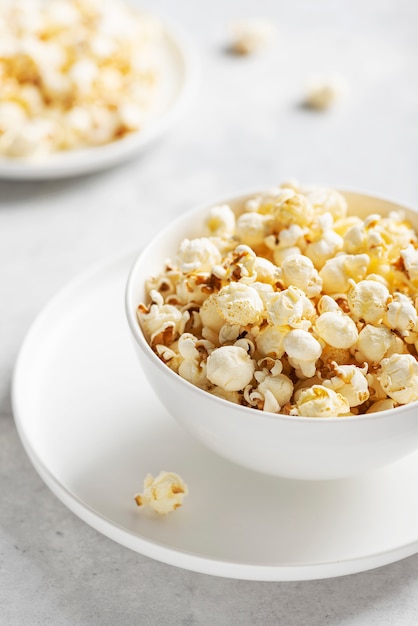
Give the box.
[12,253,418,581]
[0,19,198,180]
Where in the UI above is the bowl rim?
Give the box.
[125,185,418,424]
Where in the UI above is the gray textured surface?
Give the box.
[2,0,418,623]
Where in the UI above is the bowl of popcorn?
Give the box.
[0,0,196,179]
[126,181,418,480]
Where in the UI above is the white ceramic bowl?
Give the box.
[126,189,418,480]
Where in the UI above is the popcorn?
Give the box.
[305,228,344,269]
[236,212,273,247]
[319,253,370,294]
[384,292,418,333]
[283,329,322,378]
[272,190,314,228]
[315,311,358,349]
[229,18,277,55]
[280,254,323,298]
[245,372,293,412]
[267,286,315,331]
[215,282,264,325]
[138,183,418,417]
[347,279,391,324]
[135,471,188,515]
[177,238,222,274]
[400,245,418,283]
[354,324,403,365]
[378,354,418,405]
[303,74,347,111]
[0,0,163,157]
[323,364,369,407]
[305,188,348,221]
[255,325,286,358]
[294,385,350,417]
[205,205,236,238]
[206,346,255,391]
[138,290,188,347]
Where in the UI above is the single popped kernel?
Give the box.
[229,18,277,55]
[135,471,188,515]
[347,279,391,324]
[304,74,347,111]
[315,311,358,349]
[378,353,418,405]
[280,254,323,298]
[206,345,255,391]
[294,385,350,417]
[283,329,322,378]
[215,282,264,325]
[322,363,369,407]
[138,183,418,417]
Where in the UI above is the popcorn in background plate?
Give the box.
[0,0,163,158]
[138,182,418,417]
[135,471,188,515]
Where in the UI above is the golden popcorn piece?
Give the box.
[229,18,277,55]
[303,74,347,111]
[294,385,350,418]
[135,471,188,515]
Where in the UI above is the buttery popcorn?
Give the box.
[304,74,347,111]
[138,182,418,418]
[229,18,277,55]
[0,0,163,158]
[135,471,188,515]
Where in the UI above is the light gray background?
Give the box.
[2,0,418,623]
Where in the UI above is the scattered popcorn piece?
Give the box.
[138,183,418,417]
[283,329,322,378]
[229,18,277,55]
[134,471,188,515]
[294,385,350,417]
[304,74,347,111]
[378,353,418,405]
[206,345,255,391]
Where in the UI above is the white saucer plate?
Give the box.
[12,254,418,581]
[0,19,197,180]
